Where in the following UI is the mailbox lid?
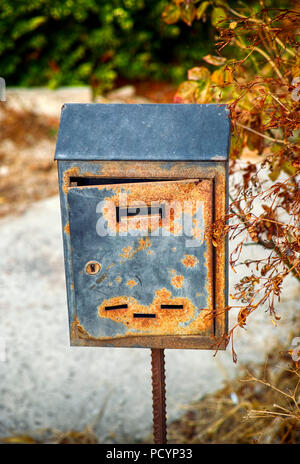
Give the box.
[55,103,230,162]
[68,178,214,340]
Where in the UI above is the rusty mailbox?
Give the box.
[55,103,230,350]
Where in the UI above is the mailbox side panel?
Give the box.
[57,161,77,339]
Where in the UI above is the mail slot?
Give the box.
[55,103,230,350]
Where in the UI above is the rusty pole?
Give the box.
[151,348,167,444]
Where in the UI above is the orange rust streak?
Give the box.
[62,166,80,195]
[98,161,213,180]
[72,316,93,341]
[105,263,115,271]
[64,222,70,235]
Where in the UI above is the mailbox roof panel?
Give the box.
[54,103,230,161]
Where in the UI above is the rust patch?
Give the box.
[105,263,115,271]
[169,270,184,289]
[98,179,210,238]
[127,279,137,288]
[98,161,215,180]
[116,276,122,283]
[71,317,78,340]
[181,254,199,268]
[64,222,70,235]
[72,316,94,341]
[63,166,80,195]
[120,237,151,260]
[203,194,214,318]
[120,246,132,259]
[96,288,212,337]
[96,273,107,284]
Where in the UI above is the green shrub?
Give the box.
[0,0,215,94]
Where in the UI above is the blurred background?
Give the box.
[0,0,299,444]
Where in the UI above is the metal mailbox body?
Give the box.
[55,104,230,350]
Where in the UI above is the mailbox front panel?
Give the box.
[68,179,214,341]
[58,159,228,350]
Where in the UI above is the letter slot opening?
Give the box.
[105,304,128,311]
[116,204,166,223]
[133,313,156,318]
[161,304,184,309]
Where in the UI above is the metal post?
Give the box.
[151,348,167,444]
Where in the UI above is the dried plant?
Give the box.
[243,368,300,425]
[168,340,300,443]
[163,2,300,360]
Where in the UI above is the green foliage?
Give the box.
[0,0,216,93]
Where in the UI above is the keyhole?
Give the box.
[85,261,101,275]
